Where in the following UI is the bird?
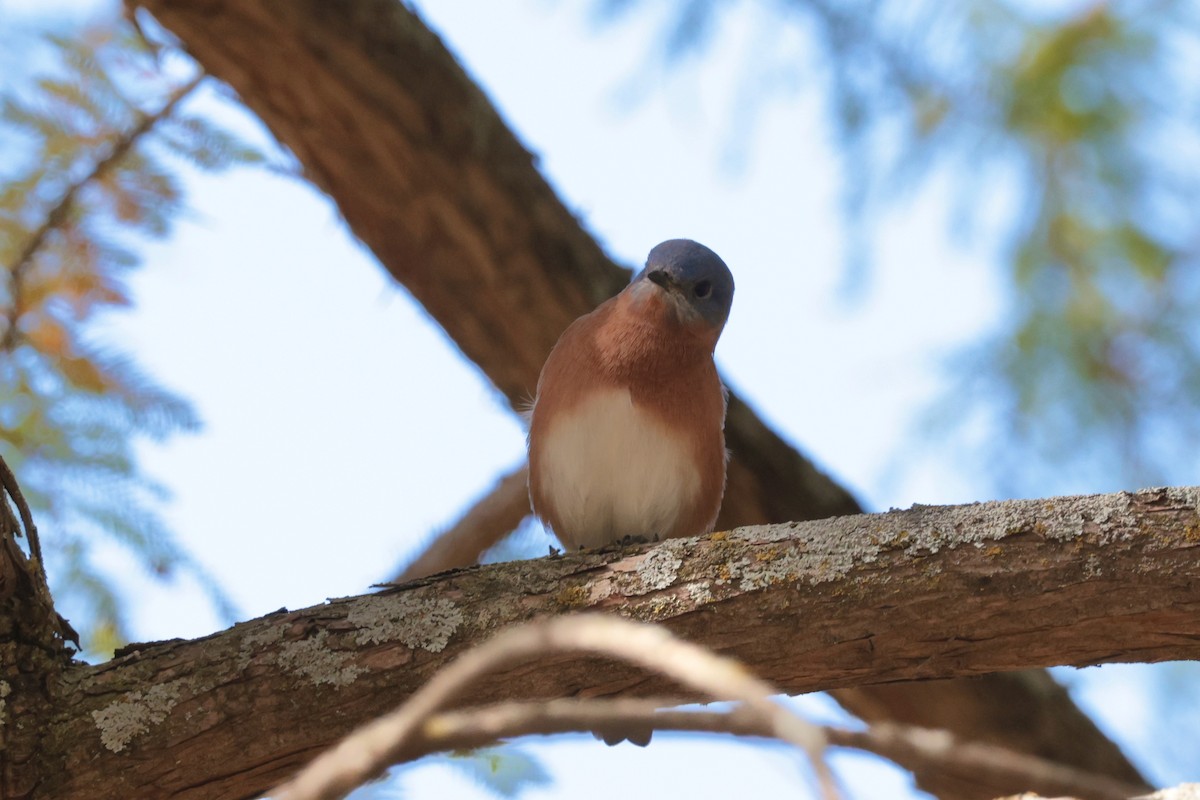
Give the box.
[528,239,735,553]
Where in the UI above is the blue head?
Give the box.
[633,239,735,330]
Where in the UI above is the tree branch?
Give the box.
[0,448,42,577]
[32,486,1192,799]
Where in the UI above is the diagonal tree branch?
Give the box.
[0,445,43,576]
[395,463,530,582]
[30,485,1195,799]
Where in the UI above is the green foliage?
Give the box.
[0,22,259,651]
[971,3,1200,490]
[603,0,1200,493]
[441,747,552,797]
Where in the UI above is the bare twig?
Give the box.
[338,698,1145,800]
[393,463,530,582]
[271,688,1145,800]
[834,723,1147,800]
[2,71,204,349]
[0,452,42,581]
[271,615,836,800]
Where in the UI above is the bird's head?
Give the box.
[630,239,735,333]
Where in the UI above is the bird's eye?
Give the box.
[694,280,712,299]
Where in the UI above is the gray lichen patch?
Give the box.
[1019,488,1193,547]
[729,540,863,592]
[236,623,285,670]
[686,581,714,605]
[725,521,880,589]
[1144,784,1200,800]
[0,679,9,726]
[276,630,365,688]
[1036,492,1137,545]
[610,540,687,596]
[348,594,463,652]
[853,496,1069,556]
[1164,485,1200,510]
[92,678,188,753]
[635,541,685,590]
[624,591,688,622]
[720,492,1156,590]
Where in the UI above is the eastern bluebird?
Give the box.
[528,239,734,553]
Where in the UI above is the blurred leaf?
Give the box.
[605,0,1200,493]
[1,16,260,646]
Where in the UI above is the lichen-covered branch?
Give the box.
[30,486,1195,799]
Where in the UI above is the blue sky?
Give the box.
[5,0,1189,796]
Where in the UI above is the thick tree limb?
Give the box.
[123,1,1146,794]
[32,486,1194,799]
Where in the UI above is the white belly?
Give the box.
[537,388,700,549]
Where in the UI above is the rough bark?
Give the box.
[34,485,1197,799]
[1002,788,1200,800]
[0,473,74,800]
[124,0,1148,795]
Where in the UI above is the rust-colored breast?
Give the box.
[528,288,728,549]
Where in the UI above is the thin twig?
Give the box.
[370,698,1145,800]
[272,690,1142,796]
[270,615,837,800]
[835,722,1145,800]
[270,668,1145,800]
[0,452,42,580]
[2,71,204,349]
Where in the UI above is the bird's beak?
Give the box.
[646,269,676,291]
